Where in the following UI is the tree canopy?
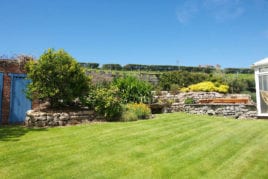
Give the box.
[26,48,90,107]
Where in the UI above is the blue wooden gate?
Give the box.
[9,74,32,124]
[0,73,3,124]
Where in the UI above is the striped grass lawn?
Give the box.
[1,112,268,178]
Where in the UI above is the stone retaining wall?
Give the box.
[153,91,255,105]
[25,110,96,127]
[152,92,257,119]
[151,103,257,119]
[182,104,257,119]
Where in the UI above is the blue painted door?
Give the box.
[0,73,3,124]
[9,74,32,124]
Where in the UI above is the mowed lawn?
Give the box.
[1,113,268,178]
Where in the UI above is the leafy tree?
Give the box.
[123,64,149,71]
[224,68,254,74]
[113,76,153,104]
[26,49,90,107]
[102,64,122,70]
[80,62,99,69]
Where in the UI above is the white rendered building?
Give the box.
[253,57,268,117]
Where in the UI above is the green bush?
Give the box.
[86,85,123,121]
[159,71,209,90]
[184,97,195,104]
[113,76,153,104]
[26,48,90,108]
[154,87,162,96]
[170,84,180,95]
[227,78,255,93]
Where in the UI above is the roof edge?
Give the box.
[253,57,268,67]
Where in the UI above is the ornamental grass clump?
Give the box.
[121,103,151,121]
[120,110,138,122]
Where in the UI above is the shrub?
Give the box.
[180,81,229,93]
[184,97,195,104]
[26,48,90,108]
[159,71,209,90]
[124,103,151,119]
[180,87,189,93]
[227,78,255,93]
[217,84,229,93]
[113,76,153,104]
[154,87,162,96]
[170,84,180,95]
[86,85,123,121]
[189,81,216,92]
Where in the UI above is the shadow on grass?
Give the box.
[0,125,47,142]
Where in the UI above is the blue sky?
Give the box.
[1,0,268,68]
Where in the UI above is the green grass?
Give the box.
[1,113,268,178]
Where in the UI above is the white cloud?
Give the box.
[204,0,245,21]
[176,0,245,23]
[176,0,200,23]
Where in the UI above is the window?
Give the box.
[259,75,268,113]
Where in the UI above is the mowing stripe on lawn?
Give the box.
[1,113,268,178]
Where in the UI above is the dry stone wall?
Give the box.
[25,110,96,127]
[153,91,254,105]
[183,104,257,119]
[152,92,257,119]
